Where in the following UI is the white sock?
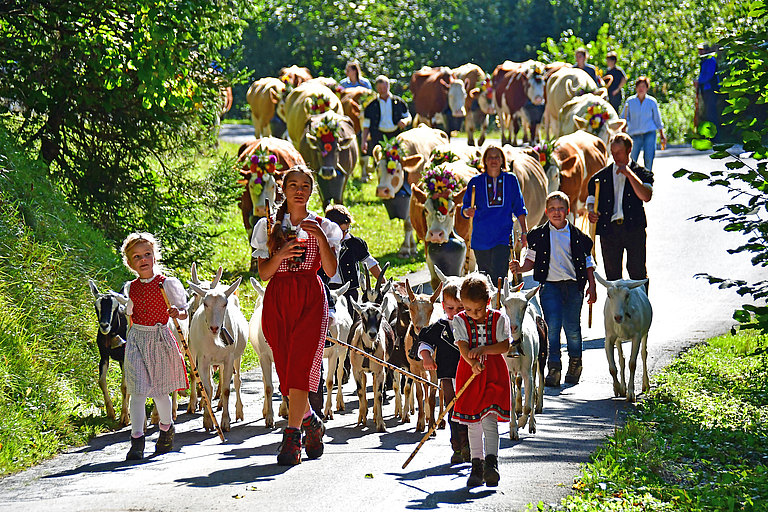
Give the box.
[482,415,499,457]
[467,421,484,460]
[130,395,147,438]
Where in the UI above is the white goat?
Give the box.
[595,273,652,403]
[188,277,248,432]
[500,279,546,440]
[248,278,288,429]
[324,282,352,420]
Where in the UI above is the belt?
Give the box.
[612,218,624,225]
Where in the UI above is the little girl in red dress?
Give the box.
[120,232,189,461]
[451,274,511,488]
[251,165,341,465]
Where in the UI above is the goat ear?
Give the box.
[190,262,200,285]
[502,276,509,300]
[350,297,362,315]
[594,272,611,289]
[189,283,208,297]
[525,285,540,301]
[430,282,443,304]
[405,279,416,302]
[224,277,242,298]
[626,279,648,290]
[250,276,265,297]
[88,279,100,299]
[211,266,223,289]
[110,291,129,306]
[381,278,393,297]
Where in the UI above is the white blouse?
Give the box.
[452,312,511,347]
[250,211,343,260]
[123,275,188,317]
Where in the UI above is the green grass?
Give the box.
[529,331,768,511]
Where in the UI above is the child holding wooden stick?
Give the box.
[120,232,189,461]
[451,274,511,487]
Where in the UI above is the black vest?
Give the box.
[527,221,593,290]
[364,95,410,131]
[587,161,654,236]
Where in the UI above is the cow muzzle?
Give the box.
[253,205,268,218]
[376,186,393,199]
[452,107,466,117]
[533,95,545,106]
[426,229,448,244]
[210,326,220,335]
[319,166,336,180]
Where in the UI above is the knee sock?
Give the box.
[482,415,500,457]
[152,394,173,431]
[467,421,484,460]
[130,395,147,438]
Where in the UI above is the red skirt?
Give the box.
[262,270,327,396]
[452,353,511,424]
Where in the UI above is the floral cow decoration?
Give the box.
[584,102,611,134]
[421,166,461,216]
[532,140,555,170]
[312,116,342,157]
[380,136,408,174]
[237,149,283,200]
[429,147,460,167]
[478,76,494,101]
[309,93,332,114]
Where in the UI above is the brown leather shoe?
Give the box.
[565,357,583,385]
[544,361,562,387]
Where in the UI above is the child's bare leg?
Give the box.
[287,388,309,429]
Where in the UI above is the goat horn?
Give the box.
[211,266,223,288]
[190,262,200,285]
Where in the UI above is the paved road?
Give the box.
[2,140,765,512]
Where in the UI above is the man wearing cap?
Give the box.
[574,47,603,86]
[361,75,412,155]
[604,51,627,113]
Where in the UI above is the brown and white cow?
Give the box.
[373,124,449,257]
[278,65,312,87]
[246,78,287,138]
[543,66,599,139]
[338,86,377,181]
[552,130,608,217]
[447,63,491,146]
[236,137,304,238]
[492,60,548,146]
[410,161,479,290]
[299,111,359,208]
[558,92,626,145]
[284,80,344,148]
[410,66,456,135]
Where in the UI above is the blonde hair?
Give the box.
[120,232,164,276]
[267,165,315,256]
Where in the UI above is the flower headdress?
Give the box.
[532,140,555,169]
[381,136,407,174]
[314,115,341,156]
[467,154,482,171]
[237,149,283,198]
[309,93,332,114]
[421,166,461,215]
[478,76,494,100]
[585,102,611,133]
[430,147,460,166]
[279,73,295,94]
[527,62,545,79]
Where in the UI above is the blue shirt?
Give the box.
[622,94,664,136]
[698,56,718,91]
[462,172,527,251]
[339,77,372,89]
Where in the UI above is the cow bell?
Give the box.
[383,194,410,220]
[315,168,346,205]
[426,234,467,278]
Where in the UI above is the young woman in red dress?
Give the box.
[451,274,511,488]
[251,165,341,465]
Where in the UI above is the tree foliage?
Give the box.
[674,0,768,333]
[0,1,251,262]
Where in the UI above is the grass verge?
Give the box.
[530,330,768,511]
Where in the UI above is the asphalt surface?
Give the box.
[1,133,765,512]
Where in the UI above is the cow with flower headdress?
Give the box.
[409,161,480,290]
[372,124,448,258]
[299,110,359,208]
[236,137,304,238]
[246,78,288,138]
[558,92,626,145]
[284,80,344,148]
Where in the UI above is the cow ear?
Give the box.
[306,133,318,149]
[596,87,609,99]
[412,184,428,204]
[269,88,280,104]
[453,186,467,205]
[608,119,626,131]
[573,115,588,130]
[468,88,481,101]
[558,155,579,177]
[372,144,383,162]
[401,154,424,174]
[338,137,354,150]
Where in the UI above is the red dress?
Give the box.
[262,217,328,396]
[451,310,511,424]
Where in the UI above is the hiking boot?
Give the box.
[301,413,326,459]
[155,424,175,454]
[126,435,145,461]
[451,449,464,465]
[467,458,485,487]
[459,429,471,462]
[277,427,302,466]
[544,361,562,388]
[564,357,583,385]
[483,454,500,486]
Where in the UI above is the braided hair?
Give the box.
[266,165,315,256]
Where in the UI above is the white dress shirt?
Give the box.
[585,160,653,221]
[524,223,596,281]
[376,96,397,132]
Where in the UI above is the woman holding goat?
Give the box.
[251,165,342,465]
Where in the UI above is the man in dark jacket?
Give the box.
[587,132,653,287]
[509,191,597,387]
[361,75,412,155]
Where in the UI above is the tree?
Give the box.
[0,1,252,262]
[674,0,768,334]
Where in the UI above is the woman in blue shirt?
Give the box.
[461,145,528,284]
[339,61,372,90]
[622,76,667,170]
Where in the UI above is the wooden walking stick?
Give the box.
[588,181,600,328]
[402,371,479,469]
[326,335,439,390]
[159,283,225,442]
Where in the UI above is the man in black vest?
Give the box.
[587,132,653,287]
[361,75,412,156]
[509,191,597,387]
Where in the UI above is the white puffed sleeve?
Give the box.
[123,281,134,317]
[320,217,343,255]
[250,217,270,259]
[451,316,469,345]
[494,312,511,345]
[163,277,189,311]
